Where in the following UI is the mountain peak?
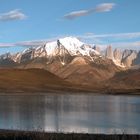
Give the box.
[59,36,83,46]
[1,36,140,68]
[58,36,84,54]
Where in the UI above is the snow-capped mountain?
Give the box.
[10,37,101,65]
[0,36,139,68]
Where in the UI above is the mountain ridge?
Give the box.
[0,36,139,94]
[0,37,139,68]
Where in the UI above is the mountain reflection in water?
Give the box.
[0,94,140,134]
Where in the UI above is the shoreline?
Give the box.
[0,88,140,96]
[0,130,140,140]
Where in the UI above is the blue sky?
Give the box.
[0,0,140,54]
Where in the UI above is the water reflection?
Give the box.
[0,94,140,134]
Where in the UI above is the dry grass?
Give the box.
[0,130,140,140]
[0,68,98,93]
[0,68,72,93]
[0,68,139,94]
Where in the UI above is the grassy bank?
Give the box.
[0,130,140,140]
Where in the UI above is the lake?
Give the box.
[0,94,140,134]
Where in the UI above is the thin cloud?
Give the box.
[64,3,115,20]
[15,40,47,47]
[15,36,68,47]
[0,39,52,48]
[80,32,140,40]
[0,43,15,48]
[79,32,140,50]
[0,33,140,51]
[64,10,91,19]
[111,41,140,49]
[95,3,116,12]
[0,9,27,22]
[0,37,64,48]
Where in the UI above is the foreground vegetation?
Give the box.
[0,130,140,140]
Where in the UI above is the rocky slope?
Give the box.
[45,56,121,86]
[16,54,121,87]
[133,51,140,65]
[121,50,138,67]
[104,46,140,67]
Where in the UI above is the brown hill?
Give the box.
[0,68,139,94]
[46,57,121,87]
[105,68,140,93]
[14,56,123,90]
[1,55,139,94]
[0,68,93,93]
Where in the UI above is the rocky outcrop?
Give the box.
[133,51,140,65]
[122,50,133,59]
[0,53,16,67]
[114,48,122,62]
[104,47,139,67]
[105,45,114,59]
[93,45,100,53]
[20,48,35,63]
[122,50,138,67]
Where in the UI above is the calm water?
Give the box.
[0,94,140,134]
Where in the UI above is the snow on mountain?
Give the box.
[9,36,98,63]
[0,53,11,60]
[11,52,22,63]
[58,37,83,55]
[0,36,131,68]
[44,37,99,57]
[44,41,58,56]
